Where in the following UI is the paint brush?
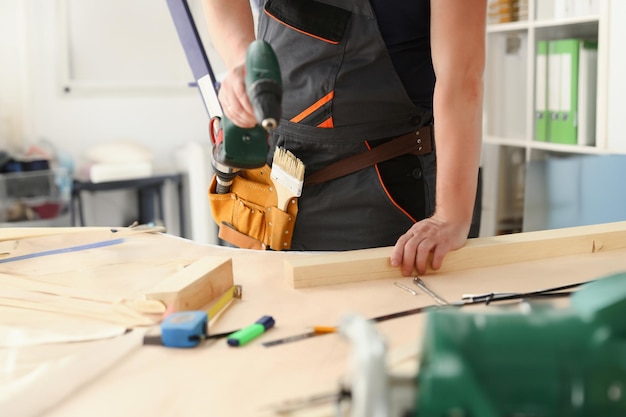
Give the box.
[270,147,305,211]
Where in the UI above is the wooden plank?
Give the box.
[2,230,234,325]
[0,225,166,243]
[1,292,155,327]
[285,221,626,288]
[0,227,109,241]
[142,256,234,312]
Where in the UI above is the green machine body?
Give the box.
[415,272,626,417]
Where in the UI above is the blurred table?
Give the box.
[2,224,626,417]
[70,173,185,236]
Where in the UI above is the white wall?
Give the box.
[0,0,28,151]
[606,0,626,153]
[1,0,223,241]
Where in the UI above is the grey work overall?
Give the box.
[257,0,436,251]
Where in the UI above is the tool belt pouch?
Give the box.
[208,164,298,251]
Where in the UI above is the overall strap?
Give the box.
[304,125,433,186]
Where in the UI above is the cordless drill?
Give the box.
[165,1,281,193]
[209,40,282,194]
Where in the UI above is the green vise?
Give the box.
[416,272,626,417]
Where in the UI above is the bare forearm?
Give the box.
[433,75,483,227]
[430,0,486,227]
[202,0,256,68]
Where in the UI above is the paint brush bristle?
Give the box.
[270,147,305,211]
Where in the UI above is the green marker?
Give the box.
[227,315,275,347]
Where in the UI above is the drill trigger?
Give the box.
[209,116,223,146]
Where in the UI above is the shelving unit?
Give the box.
[0,168,71,226]
[480,0,626,236]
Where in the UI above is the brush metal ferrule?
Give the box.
[270,164,304,196]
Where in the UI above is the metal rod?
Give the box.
[394,281,418,296]
[413,276,449,306]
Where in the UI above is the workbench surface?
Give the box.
[2,225,625,417]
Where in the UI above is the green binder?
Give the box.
[549,39,580,145]
[534,41,549,142]
[577,40,598,146]
[546,40,561,143]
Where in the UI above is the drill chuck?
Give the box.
[261,118,278,132]
[215,177,235,195]
[211,157,240,194]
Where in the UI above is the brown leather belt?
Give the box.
[304,124,433,186]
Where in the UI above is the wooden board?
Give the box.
[0,227,110,241]
[143,256,233,312]
[0,231,234,326]
[285,221,626,288]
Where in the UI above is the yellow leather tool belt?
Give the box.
[208,165,298,251]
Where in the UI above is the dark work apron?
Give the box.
[257,0,436,251]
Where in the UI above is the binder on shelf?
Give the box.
[559,39,581,145]
[548,39,580,145]
[534,41,549,142]
[577,40,598,146]
[553,0,572,19]
[547,40,562,143]
[487,0,523,24]
[571,0,601,17]
[553,0,596,19]
[536,0,556,20]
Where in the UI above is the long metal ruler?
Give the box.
[165,0,223,118]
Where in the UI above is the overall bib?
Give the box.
[257,0,437,251]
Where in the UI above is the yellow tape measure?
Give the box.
[207,284,243,320]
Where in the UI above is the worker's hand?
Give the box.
[390,215,469,276]
[218,63,257,128]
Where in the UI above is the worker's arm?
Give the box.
[391,0,486,275]
[202,0,257,127]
